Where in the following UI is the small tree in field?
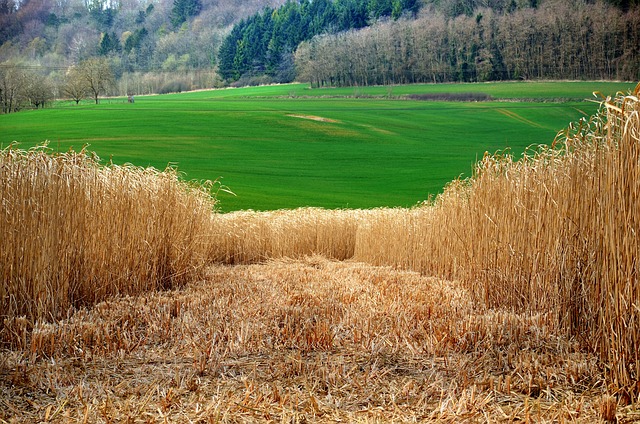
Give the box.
[0,64,27,113]
[63,67,88,104]
[76,58,115,104]
[25,72,54,108]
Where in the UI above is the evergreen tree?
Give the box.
[99,32,120,56]
[171,0,202,28]
[124,28,148,53]
[218,0,419,83]
[218,24,244,80]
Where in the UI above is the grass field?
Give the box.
[0,81,634,211]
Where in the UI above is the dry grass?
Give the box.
[0,145,217,336]
[3,257,631,422]
[353,84,640,403]
[208,208,368,264]
[3,85,640,421]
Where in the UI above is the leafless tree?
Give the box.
[62,65,88,104]
[75,57,115,104]
[24,71,53,108]
[294,2,639,87]
[0,63,27,113]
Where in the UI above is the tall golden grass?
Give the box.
[2,84,639,404]
[354,83,640,401]
[208,208,368,264]
[207,84,640,399]
[0,145,217,338]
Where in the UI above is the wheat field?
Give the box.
[1,84,639,421]
[0,146,217,327]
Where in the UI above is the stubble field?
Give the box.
[3,257,629,422]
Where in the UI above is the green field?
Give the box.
[1,81,635,211]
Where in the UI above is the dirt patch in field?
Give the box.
[406,92,493,102]
[287,114,340,123]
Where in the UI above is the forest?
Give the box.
[0,0,639,112]
[217,0,420,83]
[295,1,640,86]
[0,0,286,104]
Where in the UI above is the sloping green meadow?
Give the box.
[1,82,634,211]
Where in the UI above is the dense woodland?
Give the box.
[217,0,420,82]
[295,1,640,86]
[0,0,286,105]
[0,0,639,112]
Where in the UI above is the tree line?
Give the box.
[218,0,420,83]
[295,1,640,87]
[0,57,115,113]
[1,0,639,113]
[0,63,54,113]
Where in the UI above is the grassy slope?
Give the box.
[1,81,634,211]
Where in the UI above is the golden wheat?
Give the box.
[353,83,640,401]
[208,208,368,264]
[0,145,217,341]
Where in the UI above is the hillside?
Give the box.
[1,0,638,110]
[0,0,287,96]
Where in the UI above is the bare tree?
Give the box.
[24,71,54,108]
[76,57,115,104]
[0,64,27,113]
[63,66,88,104]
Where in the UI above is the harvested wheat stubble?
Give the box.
[2,257,635,423]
